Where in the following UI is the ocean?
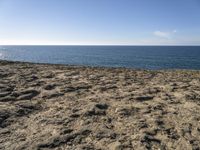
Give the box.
[0,46,200,70]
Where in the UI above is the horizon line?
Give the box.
[1,44,200,46]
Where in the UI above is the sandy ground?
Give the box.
[0,60,200,150]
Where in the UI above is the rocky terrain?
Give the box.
[0,60,200,150]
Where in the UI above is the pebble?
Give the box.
[84,103,109,116]
[136,96,154,101]
[108,141,123,150]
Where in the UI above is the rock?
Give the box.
[135,95,154,101]
[155,118,164,126]
[0,84,6,89]
[115,106,139,116]
[95,103,109,109]
[100,85,117,92]
[42,91,64,99]
[137,120,148,129]
[185,92,200,102]
[69,113,80,118]
[43,73,55,78]
[164,128,180,140]
[27,75,38,82]
[17,101,39,109]
[64,86,77,92]
[18,89,40,100]
[108,141,123,150]
[181,123,192,136]
[64,85,92,93]
[145,87,161,94]
[37,135,70,149]
[95,130,117,140]
[0,72,9,78]
[78,128,91,136]
[0,86,14,92]
[15,102,41,117]
[37,129,91,148]
[189,139,200,150]
[44,84,56,90]
[0,96,16,102]
[10,91,20,97]
[0,110,10,127]
[0,128,10,135]
[76,144,95,150]
[0,91,11,97]
[37,135,75,148]
[141,134,161,144]
[144,129,158,136]
[61,129,73,135]
[84,103,109,116]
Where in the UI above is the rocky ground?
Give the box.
[0,60,200,150]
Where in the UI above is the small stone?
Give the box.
[44,84,56,90]
[95,129,117,140]
[136,96,154,101]
[95,103,109,109]
[61,129,73,135]
[0,128,10,134]
[0,109,11,127]
[141,134,161,143]
[84,103,109,116]
[108,141,123,150]
[144,129,157,136]
[69,113,80,118]
[115,106,139,116]
[155,118,164,126]
[42,91,64,99]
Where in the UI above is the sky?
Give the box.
[0,0,200,45]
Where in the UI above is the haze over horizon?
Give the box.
[0,0,200,45]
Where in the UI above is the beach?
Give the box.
[0,60,200,149]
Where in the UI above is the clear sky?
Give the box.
[0,0,200,45]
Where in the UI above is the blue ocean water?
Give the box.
[0,46,200,70]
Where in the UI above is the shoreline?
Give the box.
[1,60,200,149]
[1,59,200,72]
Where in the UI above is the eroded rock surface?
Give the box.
[0,60,200,149]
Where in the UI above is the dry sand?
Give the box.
[0,60,200,150]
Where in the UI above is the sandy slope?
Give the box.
[0,60,200,150]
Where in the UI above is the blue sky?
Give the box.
[0,0,200,45]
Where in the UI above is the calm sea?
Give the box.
[0,46,200,70]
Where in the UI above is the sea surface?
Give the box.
[0,46,200,70]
